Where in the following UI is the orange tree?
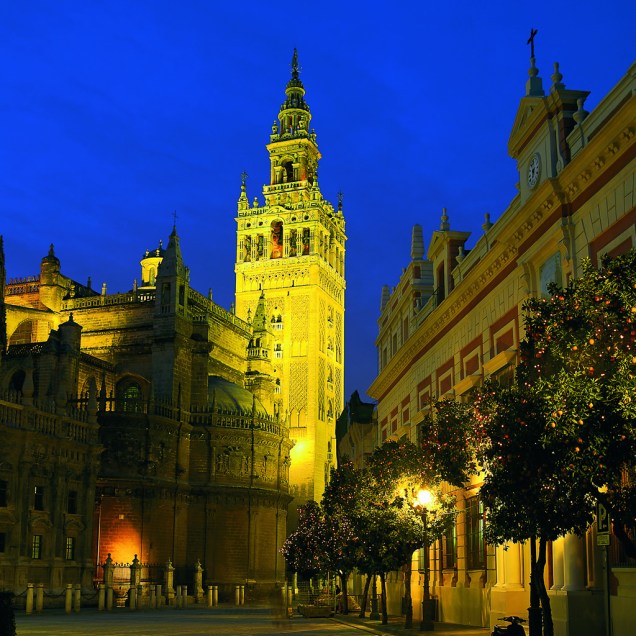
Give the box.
[365,440,455,627]
[473,250,636,636]
[281,500,327,580]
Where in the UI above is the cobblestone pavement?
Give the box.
[14,605,490,635]
[15,606,369,635]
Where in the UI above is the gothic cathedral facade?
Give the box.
[234,50,346,507]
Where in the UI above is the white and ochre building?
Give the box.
[364,56,635,635]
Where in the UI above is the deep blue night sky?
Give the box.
[1,1,634,400]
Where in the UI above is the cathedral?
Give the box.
[0,51,345,599]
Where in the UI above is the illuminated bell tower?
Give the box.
[235,49,346,506]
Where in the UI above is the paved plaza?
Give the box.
[13,605,490,636]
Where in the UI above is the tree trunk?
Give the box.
[404,560,413,628]
[536,537,554,636]
[359,573,371,618]
[380,571,388,625]
[340,571,349,614]
[528,537,542,636]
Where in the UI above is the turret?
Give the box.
[140,240,165,289]
[39,244,65,311]
[245,292,275,413]
[155,225,188,315]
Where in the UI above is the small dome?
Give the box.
[208,376,268,416]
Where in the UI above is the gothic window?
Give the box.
[117,380,144,413]
[178,284,185,306]
[31,535,43,560]
[302,228,310,255]
[9,320,34,345]
[67,490,78,515]
[289,229,298,257]
[34,485,45,511]
[65,536,75,560]
[282,161,294,183]
[8,370,25,393]
[243,235,252,262]
[271,221,283,259]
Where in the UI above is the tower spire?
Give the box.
[291,48,300,80]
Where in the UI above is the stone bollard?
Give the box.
[156,584,163,607]
[287,587,293,614]
[106,585,113,611]
[103,554,114,589]
[235,585,240,606]
[150,585,156,609]
[98,584,105,611]
[25,584,34,616]
[164,560,175,606]
[64,584,72,614]
[35,584,44,613]
[175,585,181,609]
[212,585,218,607]
[73,584,81,613]
[240,584,245,606]
[206,585,213,608]
[194,560,204,603]
[181,586,187,609]
[129,585,137,610]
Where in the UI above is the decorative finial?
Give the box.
[551,62,565,91]
[291,48,299,80]
[241,171,248,189]
[440,208,450,231]
[527,28,538,59]
[573,97,589,125]
[172,210,178,230]
[482,213,493,232]
[337,191,343,211]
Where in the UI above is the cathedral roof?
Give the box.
[208,375,268,416]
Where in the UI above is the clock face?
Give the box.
[527,153,541,189]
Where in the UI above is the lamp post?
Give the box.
[415,489,435,631]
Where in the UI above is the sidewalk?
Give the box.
[331,612,489,635]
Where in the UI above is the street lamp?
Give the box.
[414,489,435,631]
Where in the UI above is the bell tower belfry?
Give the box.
[235,49,346,507]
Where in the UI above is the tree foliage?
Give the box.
[519,252,636,553]
[420,399,479,487]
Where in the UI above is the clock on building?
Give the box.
[527,152,541,189]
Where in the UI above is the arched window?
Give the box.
[282,161,294,183]
[9,320,35,345]
[9,370,25,393]
[271,221,283,259]
[117,380,143,413]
